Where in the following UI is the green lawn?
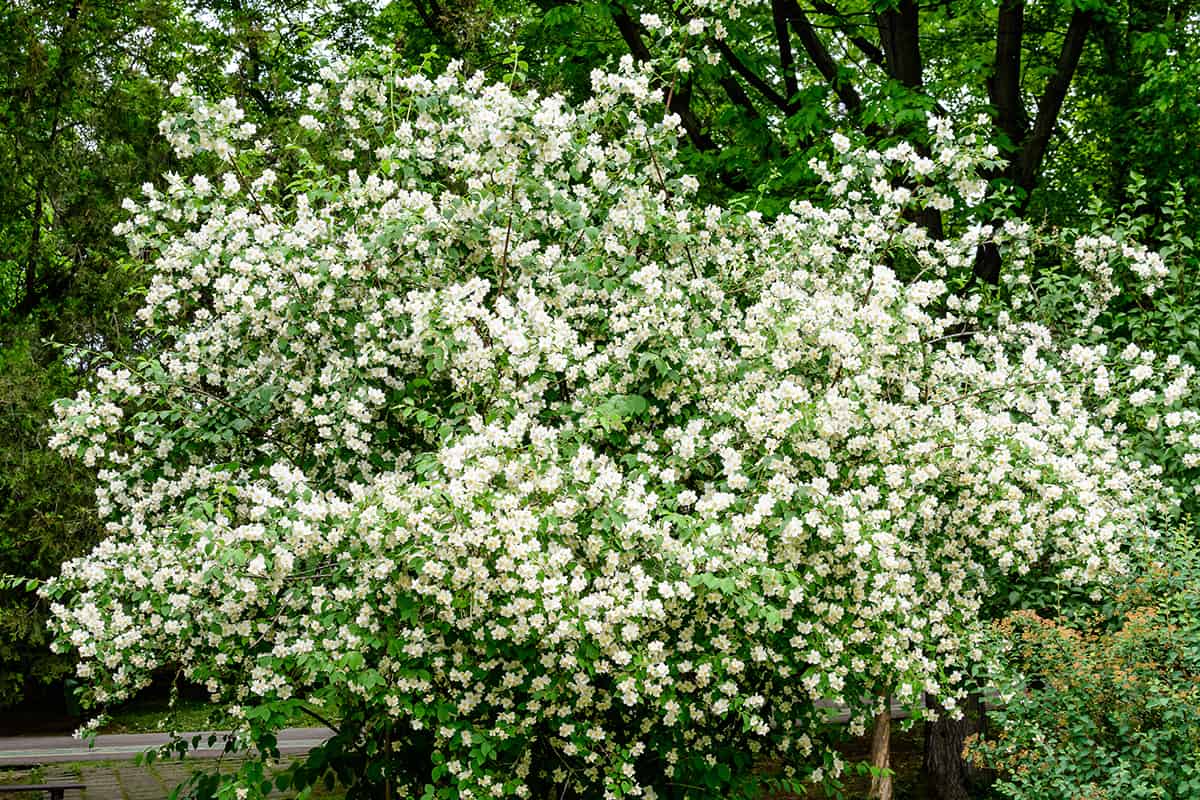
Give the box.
[99,697,327,735]
[98,697,223,734]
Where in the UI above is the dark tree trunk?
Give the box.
[988,0,1027,147]
[871,0,947,243]
[973,242,1002,286]
[1013,8,1091,195]
[972,5,1092,284]
[771,0,800,104]
[922,691,991,800]
[876,0,923,89]
[783,0,863,113]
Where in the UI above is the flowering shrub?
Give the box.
[1018,177,1200,519]
[41,57,1197,799]
[969,529,1200,799]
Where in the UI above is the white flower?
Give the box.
[247,555,268,577]
[44,59,1189,800]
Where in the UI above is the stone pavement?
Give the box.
[46,762,176,799]
[46,760,241,800]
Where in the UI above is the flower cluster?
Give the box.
[44,59,1194,799]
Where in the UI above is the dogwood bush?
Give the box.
[43,58,1197,799]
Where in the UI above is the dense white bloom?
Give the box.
[44,59,1196,800]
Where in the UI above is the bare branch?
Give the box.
[781,0,863,113]
[713,40,792,112]
[772,0,800,104]
[718,75,761,119]
[811,0,886,68]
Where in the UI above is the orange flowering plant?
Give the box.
[970,527,1200,799]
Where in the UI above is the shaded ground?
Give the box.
[0,710,78,738]
[756,723,933,799]
[820,724,932,800]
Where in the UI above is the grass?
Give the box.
[99,697,327,735]
[98,697,222,734]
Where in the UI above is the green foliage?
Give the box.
[0,329,97,705]
[1092,184,1200,517]
[1017,174,1200,519]
[972,527,1200,799]
[1041,1,1200,228]
[0,0,180,706]
[0,0,401,708]
[0,5,1199,800]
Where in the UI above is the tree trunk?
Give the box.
[922,691,990,800]
[1014,8,1091,195]
[876,0,923,89]
[868,703,893,800]
[783,0,863,114]
[973,5,1092,284]
[988,0,1027,147]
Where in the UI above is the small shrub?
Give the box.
[970,529,1200,799]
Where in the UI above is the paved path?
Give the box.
[43,761,194,800]
[0,728,332,766]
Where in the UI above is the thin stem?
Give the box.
[498,181,517,295]
[642,133,700,280]
[296,704,340,734]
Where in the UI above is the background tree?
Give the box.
[0,0,182,707]
[3,3,1200,798]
